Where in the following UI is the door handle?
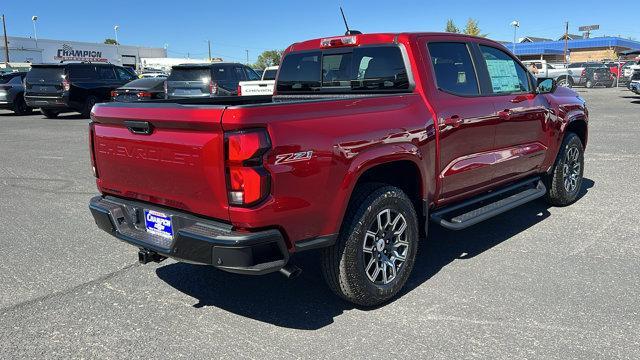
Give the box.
[443,115,463,128]
[497,110,512,120]
[124,120,153,135]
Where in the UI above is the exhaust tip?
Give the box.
[279,264,302,279]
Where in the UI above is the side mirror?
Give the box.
[536,77,556,94]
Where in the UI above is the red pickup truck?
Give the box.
[89,33,588,306]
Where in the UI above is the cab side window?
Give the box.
[479,45,531,94]
[427,42,479,96]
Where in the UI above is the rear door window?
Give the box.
[97,66,117,80]
[479,45,531,94]
[69,65,98,80]
[427,42,479,96]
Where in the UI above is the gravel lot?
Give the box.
[1,88,639,359]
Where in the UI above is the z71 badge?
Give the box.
[275,150,314,165]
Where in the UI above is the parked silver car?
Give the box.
[0,71,32,115]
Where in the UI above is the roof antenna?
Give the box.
[340,6,361,35]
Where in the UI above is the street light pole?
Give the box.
[31,16,38,49]
[114,25,119,64]
[208,40,211,62]
[510,20,520,55]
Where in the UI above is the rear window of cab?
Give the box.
[276,46,410,94]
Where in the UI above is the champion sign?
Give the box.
[54,44,108,62]
[144,209,174,239]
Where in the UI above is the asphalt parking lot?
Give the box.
[1,88,639,359]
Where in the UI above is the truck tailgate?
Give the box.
[91,103,230,221]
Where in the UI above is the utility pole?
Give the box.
[2,14,9,65]
[563,21,569,64]
[245,49,249,65]
[207,40,211,62]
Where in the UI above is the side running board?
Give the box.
[430,177,547,231]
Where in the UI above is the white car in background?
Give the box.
[238,66,278,96]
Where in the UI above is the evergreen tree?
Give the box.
[445,19,460,33]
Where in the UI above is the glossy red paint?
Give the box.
[441,142,547,178]
[90,32,588,251]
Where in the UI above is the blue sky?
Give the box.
[4,0,639,63]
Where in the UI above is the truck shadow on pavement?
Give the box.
[156,178,594,330]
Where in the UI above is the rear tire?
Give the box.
[41,109,59,119]
[81,96,98,118]
[544,132,584,206]
[557,77,572,88]
[321,184,419,307]
[12,94,32,116]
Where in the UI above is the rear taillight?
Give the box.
[209,80,218,95]
[137,91,152,98]
[581,69,586,77]
[89,122,98,178]
[110,90,118,98]
[224,129,271,206]
[62,75,70,91]
[163,80,168,99]
[237,84,242,96]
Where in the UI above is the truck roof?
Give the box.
[286,32,508,52]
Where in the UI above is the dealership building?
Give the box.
[507,36,640,62]
[0,36,167,68]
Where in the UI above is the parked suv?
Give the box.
[24,63,137,118]
[165,63,260,98]
[0,72,32,115]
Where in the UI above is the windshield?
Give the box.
[276,46,409,94]
[26,66,65,82]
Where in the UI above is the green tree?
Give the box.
[104,38,119,45]
[254,50,284,69]
[445,19,460,33]
[463,18,486,37]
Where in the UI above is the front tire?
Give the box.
[545,132,584,206]
[12,95,32,116]
[586,80,594,88]
[321,185,419,306]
